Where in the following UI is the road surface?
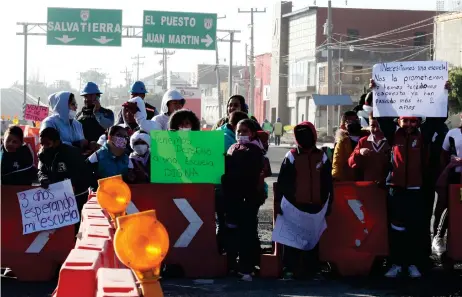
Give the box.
[2,144,461,297]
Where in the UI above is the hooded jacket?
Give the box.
[151,90,185,130]
[278,122,333,211]
[128,131,151,183]
[40,92,84,146]
[332,128,370,181]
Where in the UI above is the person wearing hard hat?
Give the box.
[151,89,185,130]
[116,81,158,125]
[76,82,114,143]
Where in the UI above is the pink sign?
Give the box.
[24,104,49,121]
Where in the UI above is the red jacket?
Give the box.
[387,128,428,188]
[348,135,391,182]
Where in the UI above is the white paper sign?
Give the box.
[17,180,80,235]
[271,197,328,251]
[372,61,448,117]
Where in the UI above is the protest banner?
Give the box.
[150,130,225,184]
[372,61,448,117]
[17,180,80,235]
[24,104,49,121]
[272,197,328,251]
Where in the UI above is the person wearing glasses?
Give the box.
[87,125,132,190]
[40,92,93,152]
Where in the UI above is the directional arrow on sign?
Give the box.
[173,198,203,247]
[93,36,113,45]
[201,34,213,48]
[55,35,76,44]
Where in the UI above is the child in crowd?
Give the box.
[348,113,391,183]
[277,121,333,280]
[152,89,186,130]
[217,111,249,151]
[127,131,151,183]
[168,109,201,131]
[38,127,93,233]
[87,125,131,189]
[1,126,37,185]
[332,110,369,181]
[222,119,265,281]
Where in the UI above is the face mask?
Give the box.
[179,127,191,131]
[112,136,127,149]
[347,122,361,134]
[237,135,250,144]
[68,110,77,119]
[133,144,148,155]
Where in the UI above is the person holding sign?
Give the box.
[77,82,115,143]
[277,121,333,280]
[151,89,186,130]
[87,125,131,189]
[38,127,93,233]
[127,131,151,184]
[1,126,37,185]
[222,119,266,281]
[168,109,201,131]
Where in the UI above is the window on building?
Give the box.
[319,67,326,83]
[414,32,427,46]
[347,29,359,41]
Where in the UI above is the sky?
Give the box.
[0,0,439,90]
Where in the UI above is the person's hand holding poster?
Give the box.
[372,61,448,118]
[17,180,80,235]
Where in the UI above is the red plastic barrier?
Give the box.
[96,268,139,297]
[54,249,103,297]
[319,182,389,276]
[1,186,75,281]
[448,185,462,261]
[128,184,226,278]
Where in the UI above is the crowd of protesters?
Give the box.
[0,79,457,282]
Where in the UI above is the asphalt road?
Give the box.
[2,144,462,297]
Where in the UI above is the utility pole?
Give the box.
[131,54,145,81]
[120,67,133,89]
[215,15,226,119]
[217,29,241,102]
[238,8,266,115]
[155,49,175,91]
[326,0,334,136]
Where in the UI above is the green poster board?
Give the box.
[150,131,225,184]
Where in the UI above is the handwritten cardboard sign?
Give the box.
[372,61,448,117]
[272,197,328,251]
[17,180,80,235]
[24,104,49,121]
[150,131,225,183]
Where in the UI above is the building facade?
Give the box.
[254,53,272,123]
[434,12,462,68]
[271,2,434,127]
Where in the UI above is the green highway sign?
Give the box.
[47,8,123,46]
[143,10,217,50]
